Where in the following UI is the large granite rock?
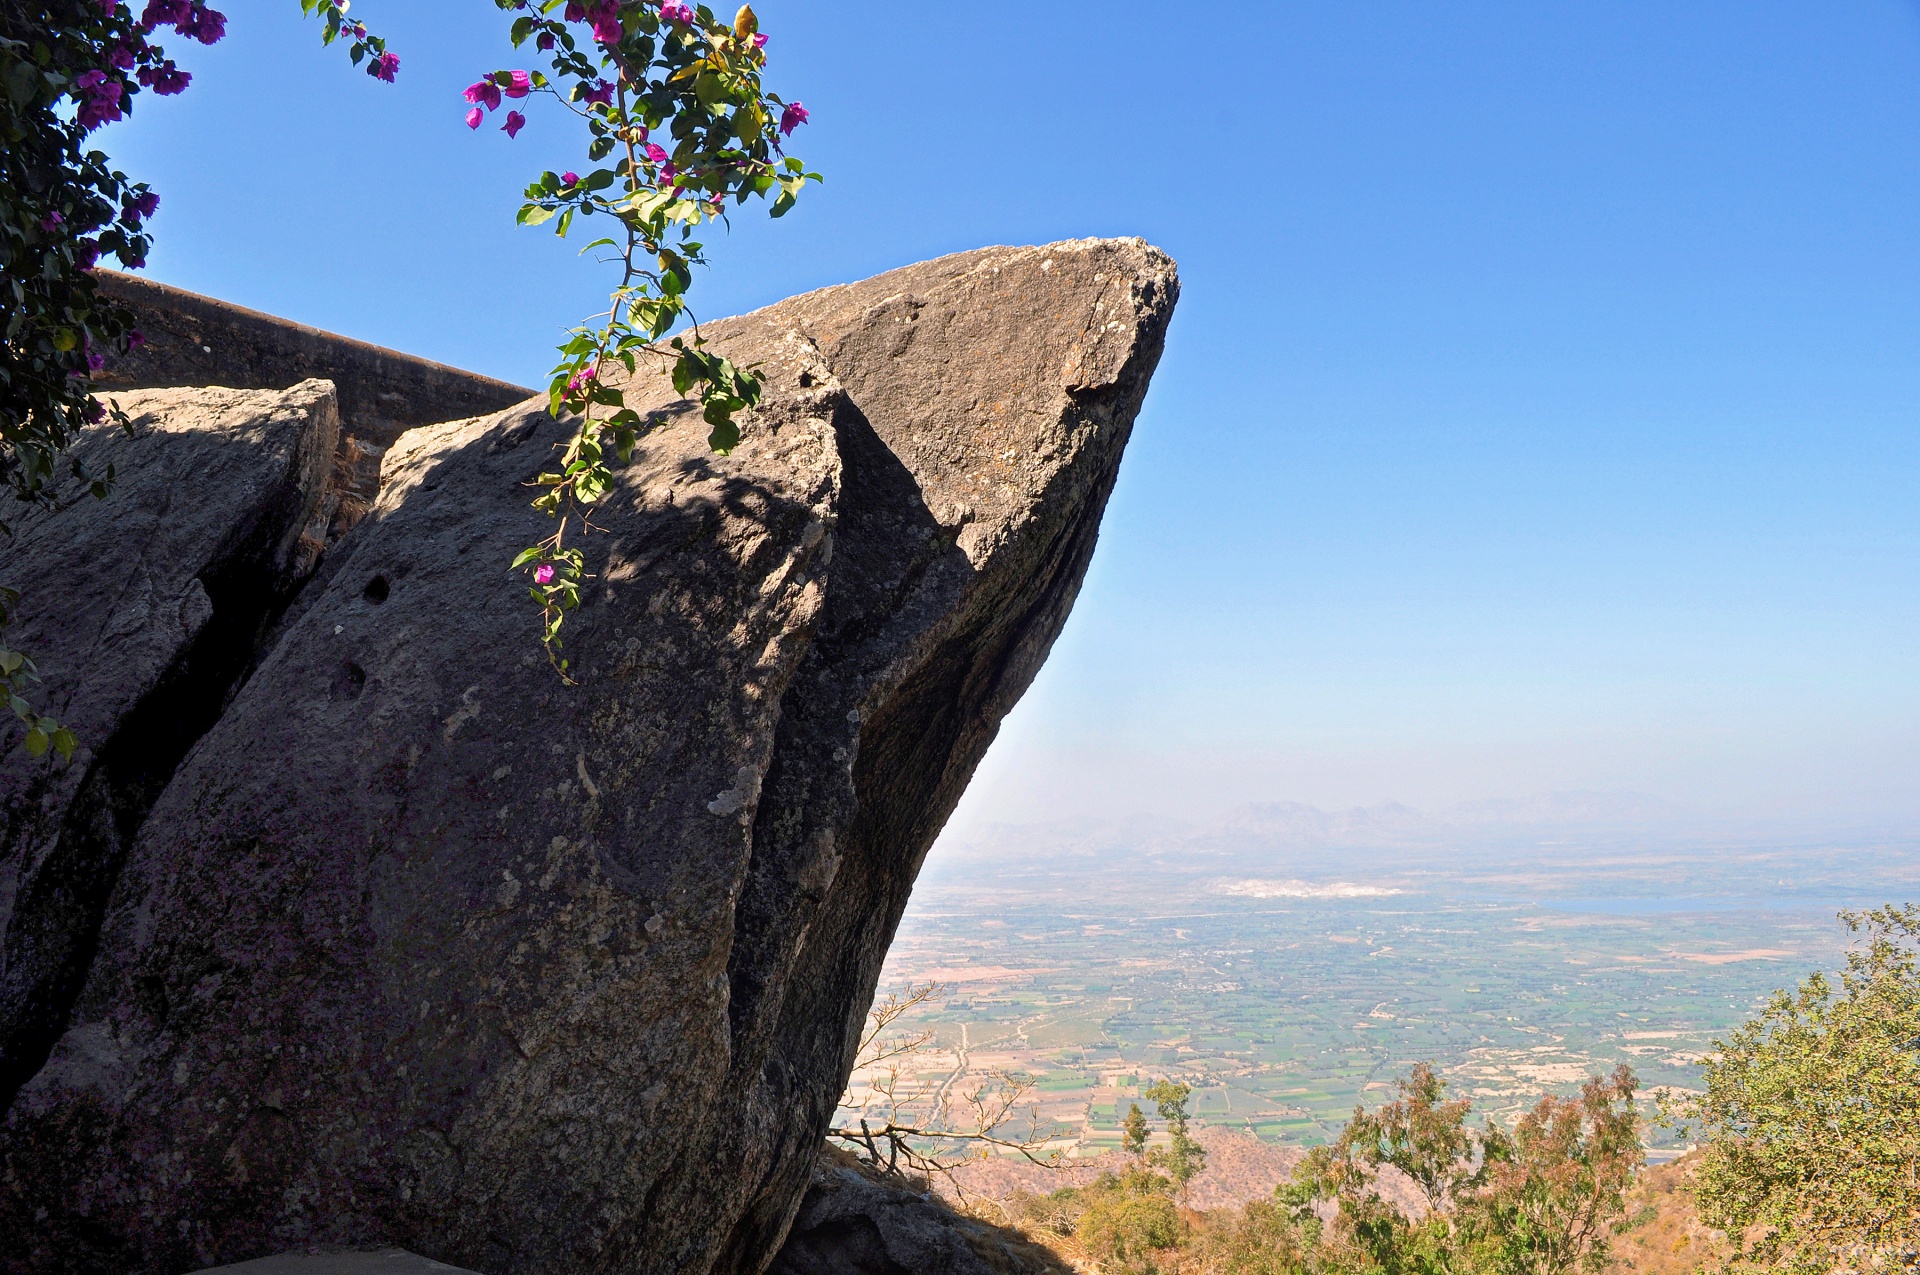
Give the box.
[0,239,1176,1274]
[0,382,342,1112]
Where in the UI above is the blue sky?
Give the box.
[107,2,1920,833]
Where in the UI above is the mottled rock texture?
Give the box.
[0,238,1176,1275]
[0,382,342,1113]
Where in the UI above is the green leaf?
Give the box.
[23,728,47,758]
[707,418,740,455]
[518,205,558,227]
[50,728,76,760]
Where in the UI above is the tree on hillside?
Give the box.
[1145,1078,1208,1192]
[1470,1065,1643,1275]
[1124,1100,1151,1157]
[1672,904,1920,1275]
[1281,1063,1642,1275]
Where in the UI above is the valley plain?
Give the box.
[848,802,1920,1156]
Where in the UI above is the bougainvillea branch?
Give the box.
[1,0,811,759]
[469,0,819,673]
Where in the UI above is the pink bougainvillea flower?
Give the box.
[659,0,695,24]
[567,367,596,392]
[128,329,146,349]
[183,5,225,44]
[752,32,767,48]
[564,0,586,20]
[644,143,668,164]
[137,61,191,94]
[536,31,555,50]
[40,211,63,231]
[581,79,615,107]
[86,348,106,372]
[138,0,191,33]
[466,106,484,129]
[504,69,532,98]
[75,239,100,270]
[373,51,399,82]
[779,101,808,134]
[659,162,678,182]
[108,43,136,69]
[534,564,555,585]
[502,110,526,138]
[464,79,502,111]
[561,171,578,186]
[128,190,159,220]
[84,398,107,423]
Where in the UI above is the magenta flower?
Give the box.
[464,79,502,111]
[590,12,622,42]
[564,0,585,19]
[108,43,136,69]
[567,366,596,392]
[561,171,578,186]
[373,51,399,82]
[466,106,484,129]
[138,0,191,33]
[40,211,63,231]
[502,110,526,138]
[534,564,555,585]
[86,348,106,372]
[536,31,555,50]
[128,329,146,349]
[780,101,809,134]
[753,32,767,48]
[504,70,532,99]
[581,79,615,107]
[127,190,160,220]
[137,60,190,95]
[75,239,100,270]
[659,0,695,24]
[644,142,668,164]
[84,398,107,424]
[183,5,225,44]
[659,162,678,182]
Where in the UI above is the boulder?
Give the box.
[766,1151,1072,1275]
[0,239,1176,1275]
[0,382,342,1113]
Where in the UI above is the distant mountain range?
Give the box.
[925,792,1918,895]
[936,791,1690,864]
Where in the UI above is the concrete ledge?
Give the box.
[94,271,534,445]
[192,1250,481,1275]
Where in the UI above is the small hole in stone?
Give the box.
[363,575,390,604]
[336,661,368,701]
[798,371,815,388]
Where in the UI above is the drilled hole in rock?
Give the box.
[337,661,368,700]
[362,575,390,604]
